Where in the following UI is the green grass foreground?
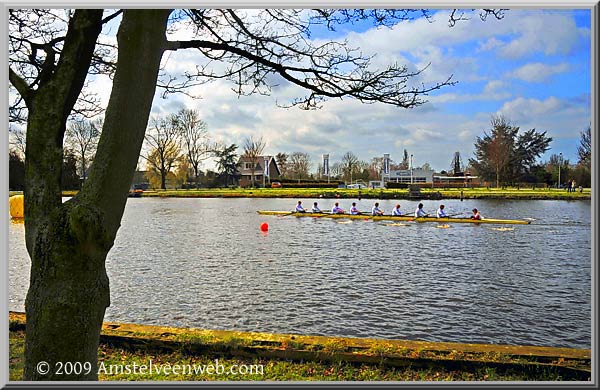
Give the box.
[8,330,578,381]
[8,310,590,382]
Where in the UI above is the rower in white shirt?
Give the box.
[436,204,448,218]
[392,204,403,216]
[350,202,361,215]
[372,202,384,216]
[331,202,345,214]
[295,201,306,213]
[414,203,429,218]
[311,202,322,213]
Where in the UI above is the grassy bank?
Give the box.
[9,187,591,200]
[9,312,590,382]
[137,187,590,200]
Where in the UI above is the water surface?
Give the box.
[9,197,591,349]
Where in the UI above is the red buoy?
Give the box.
[260,222,269,232]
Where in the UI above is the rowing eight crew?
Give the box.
[296,201,483,219]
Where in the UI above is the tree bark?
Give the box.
[23,9,171,380]
[23,9,105,380]
[161,162,167,190]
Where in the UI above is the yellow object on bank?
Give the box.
[9,195,24,219]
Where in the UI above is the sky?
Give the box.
[84,9,592,172]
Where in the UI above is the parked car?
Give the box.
[346,183,367,189]
[271,181,282,188]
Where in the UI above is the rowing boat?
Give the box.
[257,211,532,225]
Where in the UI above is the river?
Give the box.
[9,197,592,349]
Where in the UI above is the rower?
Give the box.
[436,204,448,218]
[372,202,384,216]
[414,203,429,218]
[312,202,322,213]
[295,201,306,213]
[392,204,402,216]
[331,202,345,214]
[471,208,482,220]
[350,202,361,215]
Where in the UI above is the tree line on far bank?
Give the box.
[469,116,591,188]
[9,113,592,191]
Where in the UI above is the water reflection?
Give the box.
[9,197,591,349]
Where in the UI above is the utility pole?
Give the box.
[410,154,413,184]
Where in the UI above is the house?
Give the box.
[237,155,281,187]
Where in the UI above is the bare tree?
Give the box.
[330,162,342,179]
[370,157,384,174]
[65,117,102,181]
[369,157,395,179]
[9,9,118,125]
[242,135,266,187]
[8,8,505,380]
[173,108,213,188]
[142,116,182,190]
[288,152,312,181]
[341,151,360,183]
[9,124,27,157]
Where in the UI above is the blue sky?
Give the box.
[89,9,591,172]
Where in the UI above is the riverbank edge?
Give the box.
[9,189,592,200]
[8,311,591,380]
[140,192,592,201]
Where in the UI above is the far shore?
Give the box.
[9,187,592,201]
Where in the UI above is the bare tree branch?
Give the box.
[159,9,494,109]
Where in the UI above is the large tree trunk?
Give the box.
[23,10,171,380]
[161,169,167,190]
[22,10,104,380]
[81,155,87,180]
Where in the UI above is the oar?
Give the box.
[408,211,435,222]
[444,212,465,218]
[311,211,332,218]
[277,211,296,217]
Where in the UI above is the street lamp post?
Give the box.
[558,152,562,189]
[410,154,413,184]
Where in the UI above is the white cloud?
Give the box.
[498,12,586,58]
[430,80,511,104]
[458,130,473,141]
[413,128,444,141]
[477,37,503,52]
[483,80,505,94]
[508,62,571,82]
[498,96,563,119]
[80,9,590,172]
[496,96,590,138]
